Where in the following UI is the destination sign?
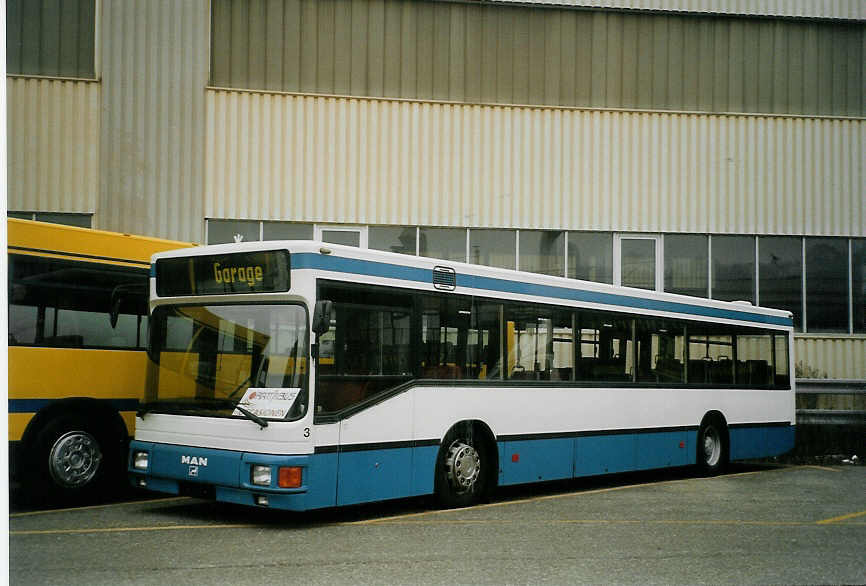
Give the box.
[156,250,291,296]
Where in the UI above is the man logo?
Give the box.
[180,455,208,466]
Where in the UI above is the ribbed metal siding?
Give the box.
[6,0,96,78]
[6,78,100,213]
[504,1,866,21]
[796,337,866,380]
[204,90,865,237]
[210,0,865,117]
[98,0,209,243]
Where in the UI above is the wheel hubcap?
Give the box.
[702,426,721,467]
[445,440,481,493]
[49,431,102,488]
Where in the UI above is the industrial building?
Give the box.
[6,0,865,379]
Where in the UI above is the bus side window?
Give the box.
[8,254,148,350]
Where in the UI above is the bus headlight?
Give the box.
[251,465,272,486]
[133,451,149,470]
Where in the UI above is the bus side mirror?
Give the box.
[312,300,333,336]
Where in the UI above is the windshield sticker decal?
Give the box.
[233,388,301,420]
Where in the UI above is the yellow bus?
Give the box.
[7,218,193,503]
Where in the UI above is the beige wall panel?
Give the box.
[795,337,866,380]
[6,78,99,214]
[98,0,209,243]
[205,90,864,237]
[507,0,865,20]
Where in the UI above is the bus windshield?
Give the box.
[144,303,309,420]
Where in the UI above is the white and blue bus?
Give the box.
[129,241,795,510]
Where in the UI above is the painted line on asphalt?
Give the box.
[816,509,866,525]
[10,523,259,536]
[9,497,191,518]
[348,467,803,526]
[13,516,865,536]
[802,465,841,472]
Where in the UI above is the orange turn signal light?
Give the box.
[278,466,302,488]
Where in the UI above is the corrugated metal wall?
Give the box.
[210,0,865,117]
[6,0,96,78]
[506,0,866,21]
[796,337,866,379]
[6,78,100,213]
[97,0,210,242]
[204,90,865,237]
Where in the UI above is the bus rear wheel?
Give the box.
[30,414,116,504]
[435,424,491,508]
[697,416,728,476]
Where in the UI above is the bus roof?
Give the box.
[151,239,794,328]
[8,218,195,266]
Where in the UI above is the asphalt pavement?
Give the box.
[9,463,866,585]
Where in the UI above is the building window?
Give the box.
[419,228,466,263]
[9,212,92,228]
[806,238,849,333]
[520,231,565,277]
[369,227,417,255]
[568,232,612,283]
[470,229,516,270]
[759,237,803,331]
[263,222,313,241]
[712,236,755,303]
[207,219,260,244]
[664,234,708,298]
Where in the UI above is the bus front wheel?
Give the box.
[30,414,116,503]
[435,424,492,508]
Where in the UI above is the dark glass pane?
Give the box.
[8,254,147,349]
[369,227,417,255]
[420,294,473,379]
[35,213,91,228]
[635,318,685,383]
[621,239,656,290]
[504,306,571,381]
[568,232,612,283]
[575,312,633,382]
[519,231,564,276]
[419,228,466,263]
[321,230,360,247]
[208,219,260,244]
[263,222,313,240]
[469,229,516,269]
[854,240,866,334]
[315,285,413,414]
[8,212,34,220]
[687,322,735,385]
[734,334,774,386]
[712,236,755,303]
[664,234,708,297]
[806,238,848,333]
[759,237,802,330]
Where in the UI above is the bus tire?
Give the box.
[434,423,493,509]
[696,415,728,476]
[29,413,117,504]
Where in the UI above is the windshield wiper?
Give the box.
[233,403,269,429]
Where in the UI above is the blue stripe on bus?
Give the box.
[292,252,792,327]
[131,424,794,511]
[8,398,140,413]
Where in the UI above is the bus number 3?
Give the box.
[304,428,310,437]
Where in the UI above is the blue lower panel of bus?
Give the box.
[130,424,793,511]
[729,424,795,460]
[500,429,692,485]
